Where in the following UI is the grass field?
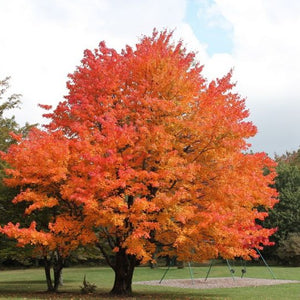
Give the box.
[0,265,299,299]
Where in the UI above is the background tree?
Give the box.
[276,232,300,266]
[263,149,300,264]
[0,77,33,266]
[275,149,300,167]
[1,30,278,296]
[0,77,22,153]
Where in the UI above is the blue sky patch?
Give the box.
[185,0,233,56]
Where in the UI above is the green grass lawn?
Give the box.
[0,265,299,299]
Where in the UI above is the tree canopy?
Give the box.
[0,30,278,295]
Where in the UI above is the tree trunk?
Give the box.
[53,263,63,291]
[44,256,54,292]
[43,252,64,293]
[110,249,136,295]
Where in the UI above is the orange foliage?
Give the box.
[1,30,277,265]
[0,128,96,258]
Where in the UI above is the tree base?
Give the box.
[109,288,133,296]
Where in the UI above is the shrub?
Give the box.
[276,232,300,266]
[80,275,97,294]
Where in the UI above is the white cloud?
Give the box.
[212,0,300,98]
[203,0,300,154]
[1,0,205,126]
[197,0,232,30]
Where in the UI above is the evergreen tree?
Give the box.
[263,149,300,264]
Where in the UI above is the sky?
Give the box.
[0,0,299,156]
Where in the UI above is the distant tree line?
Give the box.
[262,149,300,266]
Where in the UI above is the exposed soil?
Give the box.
[134,277,300,289]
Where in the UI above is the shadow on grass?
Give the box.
[0,280,47,284]
[0,290,229,300]
[0,279,76,284]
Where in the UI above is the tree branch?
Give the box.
[96,242,115,270]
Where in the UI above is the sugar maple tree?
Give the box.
[0,30,277,295]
